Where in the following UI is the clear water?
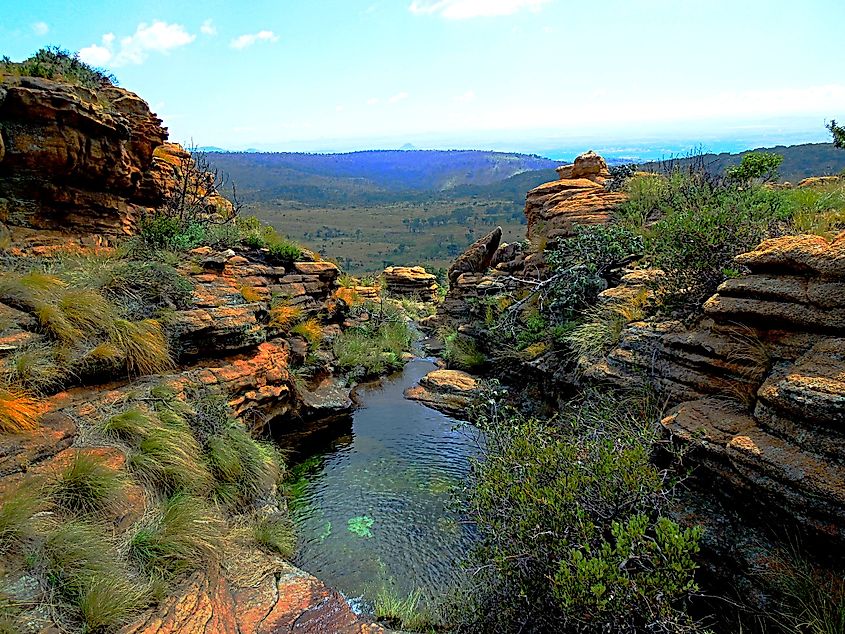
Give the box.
[286,357,481,611]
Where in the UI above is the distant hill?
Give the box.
[639,143,845,183]
[205,149,557,206]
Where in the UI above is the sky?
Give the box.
[3,0,845,159]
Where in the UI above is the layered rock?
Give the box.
[525,150,627,243]
[382,265,438,301]
[405,368,479,416]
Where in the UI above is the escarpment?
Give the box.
[0,72,388,634]
[436,150,845,610]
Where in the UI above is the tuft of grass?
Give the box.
[101,407,158,442]
[129,493,225,579]
[290,318,323,347]
[0,272,65,307]
[111,318,174,376]
[374,587,437,632]
[333,321,412,375]
[3,342,66,394]
[206,424,282,509]
[564,290,648,361]
[442,330,485,371]
[128,423,213,496]
[0,481,44,551]
[252,514,296,557]
[268,303,303,330]
[240,286,263,303]
[48,451,126,515]
[41,520,149,632]
[0,385,40,433]
[769,553,845,634]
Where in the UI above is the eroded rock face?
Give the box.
[447,226,502,284]
[382,265,438,302]
[526,151,626,243]
[0,75,178,235]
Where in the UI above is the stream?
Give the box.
[284,356,482,613]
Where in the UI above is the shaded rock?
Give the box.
[447,227,502,285]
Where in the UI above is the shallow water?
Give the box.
[287,357,481,611]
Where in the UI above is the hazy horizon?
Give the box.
[4,0,843,156]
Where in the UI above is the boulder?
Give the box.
[447,227,502,285]
[382,266,438,301]
[405,368,479,416]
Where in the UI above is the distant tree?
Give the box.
[725,151,784,184]
[828,119,845,149]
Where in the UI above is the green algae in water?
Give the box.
[318,521,332,542]
[347,515,375,538]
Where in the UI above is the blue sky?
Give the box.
[3,0,844,158]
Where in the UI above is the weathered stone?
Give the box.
[447,227,502,285]
[382,266,438,301]
[405,368,480,416]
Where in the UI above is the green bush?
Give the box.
[8,47,116,88]
[454,385,702,632]
[267,239,303,266]
[442,329,486,371]
[726,152,784,184]
[545,224,643,321]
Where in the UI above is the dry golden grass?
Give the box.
[111,319,174,376]
[268,304,303,330]
[239,286,263,303]
[290,318,323,347]
[0,385,40,433]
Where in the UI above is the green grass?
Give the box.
[206,425,281,509]
[2,342,66,394]
[780,180,845,236]
[128,424,214,495]
[0,481,44,551]
[252,515,296,557]
[442,329,486,371]
[111,318,174,376]
[374,587,438,632]
[41,520,150,632]
[333,320,412,375]
[48,451,126,515]
[129,493,225,579]
[564,291,648,361]
[290,318,323,347]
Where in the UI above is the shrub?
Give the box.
[545,224,643,322]
[291,318,323,347]
[455,386,702,632]
[129,493,225,579]
[267,239,303,266]
[11,47,116,88]
[252,514,296,557]
[0,385,40,433]
[827,119,845,149]
[48,451,126,515]
[726,152,784,184]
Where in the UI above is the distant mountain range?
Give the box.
[205,149,558,206]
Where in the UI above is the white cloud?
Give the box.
[200,19,217,36]
[78,43,112,66]
[409,0,551,19]
[388,91,409,104]
[366,97,380,106]
[456,90,476,103]
[335,105,345,112]
[32,22,49,36]
[230,30,279,49]
[78,21,195,67]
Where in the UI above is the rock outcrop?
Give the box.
[0,75,175,235]
[525,150,626,243]
[405,368,479,416]
[382,265,438,302]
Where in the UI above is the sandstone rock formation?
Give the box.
[382,265,438,301]
[447,226,502,284]
[525,150,626,243]
[0,75,174,235]
[405,368,479,416]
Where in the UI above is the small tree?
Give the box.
[725,151,784,184]
[828,119,845,149]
